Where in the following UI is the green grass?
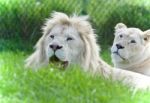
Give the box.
[0,51,150,103]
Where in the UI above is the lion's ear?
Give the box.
[142,30,150,41]
[115,23,127,30]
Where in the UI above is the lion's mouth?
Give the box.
[113,51,126,60]
[49,55,68,68]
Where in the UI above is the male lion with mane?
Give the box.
[26,12,150,89]
[111,23,150,76]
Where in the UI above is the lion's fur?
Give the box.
[25,12,101,73]
[25,13,150,89]
[111,23,150,76]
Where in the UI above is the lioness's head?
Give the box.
[25,12,100,71]
[111,23,150,68]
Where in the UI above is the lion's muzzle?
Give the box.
[49,44,63,51]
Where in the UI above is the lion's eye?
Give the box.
[50,35,54,39]
[67,37,73,41]
[119,35,123,38]
[131,40,136,43]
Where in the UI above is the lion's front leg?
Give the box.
[111,68,150,89]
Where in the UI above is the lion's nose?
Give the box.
[50,44,62,51]
[116,44,124,49]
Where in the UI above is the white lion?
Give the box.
[111,23,150,76]
[25,12,150,89]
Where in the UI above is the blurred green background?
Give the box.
[1,0,150,51]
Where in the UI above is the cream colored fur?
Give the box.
[25,12,150,89]
[111,23,150,76]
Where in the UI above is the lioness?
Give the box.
[111,23,150,76]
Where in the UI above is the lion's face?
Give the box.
[111,23,150,66]
[44,24,84,67]
[25,12,100,71]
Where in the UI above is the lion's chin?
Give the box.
[49,55,68,68]
[112,51,126,61]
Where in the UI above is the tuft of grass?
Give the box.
[0,51,150,103]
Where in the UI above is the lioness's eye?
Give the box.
[50,35,54,39]
[119,35,123,38]
[131,40,136,43]
[67,37,73,41]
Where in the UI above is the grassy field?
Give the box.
[0,50,150,103]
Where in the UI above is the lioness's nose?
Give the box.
[116,44,124,49]
[50,44,62,51]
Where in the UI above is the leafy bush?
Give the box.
[0,0,82,43]
[1,0,150,47]
[87,0,150,45]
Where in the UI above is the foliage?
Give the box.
[1,0,150,46]
[0,0,82,43]
[87,0,150,45]
[0,51,150,103]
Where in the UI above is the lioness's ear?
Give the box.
[115,23,127,30]
[143,30,150,41]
